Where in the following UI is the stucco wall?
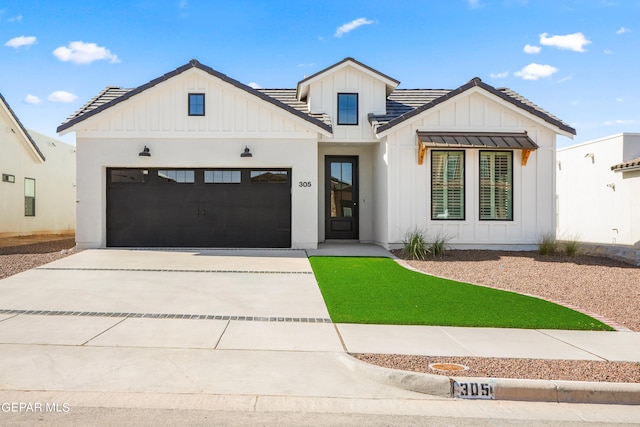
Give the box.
[557,133,640,246]
[75,137,318,248]
[0,127,75,236]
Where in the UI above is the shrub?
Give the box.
[538,232,557,255]
[403,228,430,260]
[429,231,451,257]
[563,235,581,257]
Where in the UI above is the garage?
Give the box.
[106,168,291,248]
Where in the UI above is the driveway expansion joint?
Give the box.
[35,267,313,274]
[0,309,331,323]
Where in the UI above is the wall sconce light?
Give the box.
[557,161,562,171]
[606,183,616,191]
[240,146,252,158]
[584,153,595,163]
[138,146,151,157]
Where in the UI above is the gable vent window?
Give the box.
[188,93,205,116]
[337,93,358,125]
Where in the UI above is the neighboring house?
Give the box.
[557,133,640,247]
[0,93,76,237]
[57,58,575,249]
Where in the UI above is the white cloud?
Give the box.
[523,44,541,54]
[616,27,630,34]
[24,94,41,104]
[4,35,36,48]
[604,49,614,54]
[48,91,77,103]
[247,82,262,89]
[514,63,558,80]
[53,41,120,64]
[467,0,485,8]
[178,0,188,8]
[539,32,591,52]
[335,18,375,37]
[605,119,636,126]
[490,71,509,78]
[8,14,22,23]
[556,74,573,83]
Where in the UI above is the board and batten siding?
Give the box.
[74,69,317,138]
[381,90,557,249]
[308,66,387,142]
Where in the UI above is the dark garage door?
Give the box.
[106,168,291,248]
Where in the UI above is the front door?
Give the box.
[325,156,359,239]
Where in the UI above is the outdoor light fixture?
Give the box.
[139,146,151,157]
[585,152,595,163]
[240,147,252,158]
[606,183,616,191]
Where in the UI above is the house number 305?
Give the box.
[298,181,312,187]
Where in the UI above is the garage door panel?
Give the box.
[107,168,291,248]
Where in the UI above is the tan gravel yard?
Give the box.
[1,239,639,383]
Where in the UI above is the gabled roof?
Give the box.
[369,78,576,136]
[296,57,400,101]
[57,59,332,134]
[0,92,46,161]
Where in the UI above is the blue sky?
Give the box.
[1,0,638,147]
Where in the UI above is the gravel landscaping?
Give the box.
[357,250,640,383]
[0,237,77,280]
[1,239,639,383]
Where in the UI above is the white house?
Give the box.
[57,58,575,250]
[557,133,640,247]
[0,93,76,237]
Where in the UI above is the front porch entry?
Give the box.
[324,156,359,240]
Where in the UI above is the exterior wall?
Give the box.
[382,89,557,250]
[317,144,375,243]
[72,69,322,249]
[0,127,76,236]
[557,133,640,246]
[308,65,386,142]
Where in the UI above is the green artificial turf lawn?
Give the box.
[309,257,613,331]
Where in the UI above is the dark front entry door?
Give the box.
[325,156,359,239]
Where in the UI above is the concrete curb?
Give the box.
[336,353,452,398]
[339,354,640,405]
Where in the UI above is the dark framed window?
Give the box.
[479,151,513,220]
[2,174,15,183]
[188,93,205,116]
[250,170,288,183]
[337,93,358,125]
[204,170,241,184]
[158,170,195,183]
[24,178,35,217]
[431,151,465,220]
[110,169,149,183]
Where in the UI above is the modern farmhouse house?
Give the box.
[58,58,575,249]
[1,93,76,237]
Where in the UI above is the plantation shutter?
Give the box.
[480,151,513,220]
[431,151,464,219]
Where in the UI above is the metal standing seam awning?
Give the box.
[415,131,539,166]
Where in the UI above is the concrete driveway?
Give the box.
[0,249,342,352]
